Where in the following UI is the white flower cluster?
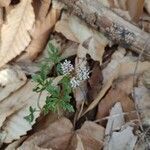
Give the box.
[77,66,90,81]
[61,60,74,75]
[70,77,80,88]
[60,59,90,88]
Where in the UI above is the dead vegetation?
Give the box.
[0,0,150,149]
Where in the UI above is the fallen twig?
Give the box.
[59,0,150,60]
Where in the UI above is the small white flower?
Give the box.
[61,59,74,74]
[77,66,90,81]
[70,77,80,88]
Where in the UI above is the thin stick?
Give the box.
[94,110,138,123]
[59,0,150,59]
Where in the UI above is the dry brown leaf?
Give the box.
[102,48,150,83]
[36,0,51,21]
[69,133,103,150]
[79,121,105,141]
[18,0,62,61]
[0,0,11,7]
[69,121,104,150]
[87,61,103,101]
[80,48,149,119]
[119,61,150,76]
[0,0,35,68]
[0,65,27,102]
[96,88,137,126]
[0,81,48,143]
[19,118,104,150]
[55,14,109,64]
[18,118,73,150]
[82,74,114,117]
[127,0,144,22]
[114,75,134,95]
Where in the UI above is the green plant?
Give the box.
[25,42,90,123]
[24,106,37,124]
[24,42,74,123]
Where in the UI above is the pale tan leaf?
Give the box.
[68,16,108,64]
[105,102,125,136]
[0,0,35,68]
[55,14,109,64]
[145,0,150,15]
[0,8,3,29]
[143,69,150,89]
[98,0,111,7]
[105,126,137,150]
[76,135,84,150]
[0,81,48,143]
[0,65,27,102]
[18,0,62,61]
[55,14,79,43]
[113,8,131,21]
[134,85,150,125]
[0,0,11,7]
[37,0,51,21]
[0,77,62,143]
[127,0,145,22]
[102,47,150,83]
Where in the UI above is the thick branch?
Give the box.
[60,0,150,60]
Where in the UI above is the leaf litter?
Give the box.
[0,0,150,149]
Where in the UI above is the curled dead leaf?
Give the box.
[0,65,27,102]
[18,0,63,61]
[0,0,35,68]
